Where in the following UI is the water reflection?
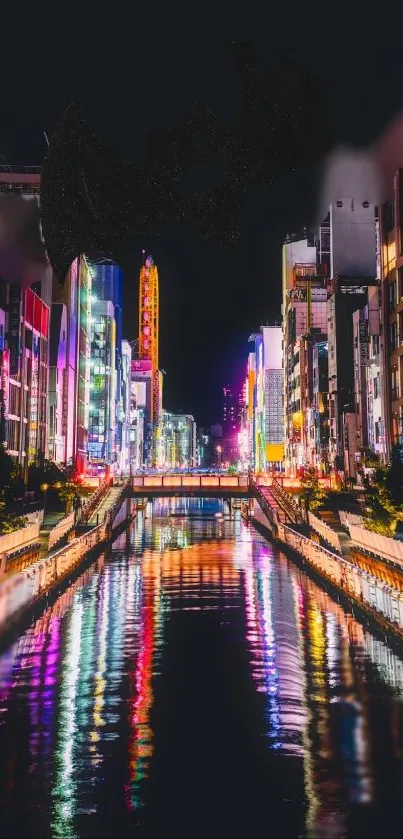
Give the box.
[0,498,403,836]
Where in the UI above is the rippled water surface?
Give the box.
[1,497,403,838]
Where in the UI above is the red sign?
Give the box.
[132,359,152,373]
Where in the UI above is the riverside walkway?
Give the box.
[251,480,403,648]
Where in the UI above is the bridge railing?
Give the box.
[252,490,403,634]
[271,479,304,524]
[131,474,249,489]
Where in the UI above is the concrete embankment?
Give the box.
[0,485,134,648]
[249,497,403,654]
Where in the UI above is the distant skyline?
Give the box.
[2,11,403,424]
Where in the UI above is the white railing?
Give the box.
[252,494,403,634]
[271,479,304,523]
[48,511,76,550]
[308,511,342,554]
[348,524,403,567]
[339,510,363,529]
[276,522,403,630]
[0,483,132,635]
[25,509,44,526]
[0,523,41,557]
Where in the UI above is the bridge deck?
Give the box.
[130,474,250,496]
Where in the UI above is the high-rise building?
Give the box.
[326,199,378,477]
[282,235,326,475]
[48,303,67,463]
[131,358,153,468]
[0,166,51,477]
[222,385,241,464]
[90,261,124,462]
[380,171,403,455]
[120,340,132,474]
[87,298,116,471]
[247,326,284,472]
[162,412,196,469]
[196,427,212,469]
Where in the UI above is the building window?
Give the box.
[391,369,399,401]
[390,322,398,353]
[389,281,397,311]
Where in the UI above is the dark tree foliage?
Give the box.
[365,445,403,536]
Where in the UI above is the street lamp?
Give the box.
[40,483,49,515]
[216,445,222,471]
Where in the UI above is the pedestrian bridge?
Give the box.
[130,473,250,497]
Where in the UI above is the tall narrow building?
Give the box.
[0,166,51,478]
[380,171,403,456]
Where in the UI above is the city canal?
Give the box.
[1,497,403,838]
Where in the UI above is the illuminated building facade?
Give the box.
[75,256,92,474]
[262,326,284,467]
[310,341,329,473]
[131,359,153,468]
[196,427,212,468]
[222,385,241,464]
[380,171,403,455]
[162,412,196,469]
[85,260,128,473]
[48,303,67,463]
[89,261,124,460]
[247,326,284,472]
[0,166,52,476]
[120,340,132,474]
[282,237,327,476]
[0,282,50,478]
[87,299,116,470]
[326,200,378,478]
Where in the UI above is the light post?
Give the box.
[216,445,222,471]
[40,483,49,516]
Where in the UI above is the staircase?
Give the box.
[87,486,123,526]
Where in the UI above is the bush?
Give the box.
[364,445,403,536]
[299,469,329,512]
[0,503,27,535]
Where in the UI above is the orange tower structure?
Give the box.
[139,254,162,464]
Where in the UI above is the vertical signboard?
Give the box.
[8,285,21,376]
[0,349,9,444]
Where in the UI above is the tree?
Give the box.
[0,502,26,535]
[58,482,78,515]
[364,445,403,536]
[0,445,18,502]
[299,468,329,512]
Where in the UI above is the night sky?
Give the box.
[2,9,403,425]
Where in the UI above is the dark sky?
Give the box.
[2,8,403,425]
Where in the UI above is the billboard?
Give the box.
[132,381,147,408]
[8,285,21,376]
[132,359,152,373]
[266,443,285,463]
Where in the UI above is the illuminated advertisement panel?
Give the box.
[8,285,21,376]
[266,443,285,463]
[132,381,147,408]
[0,349,9,443]
[132,359,152,373]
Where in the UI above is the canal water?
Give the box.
[1,497,403,838]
